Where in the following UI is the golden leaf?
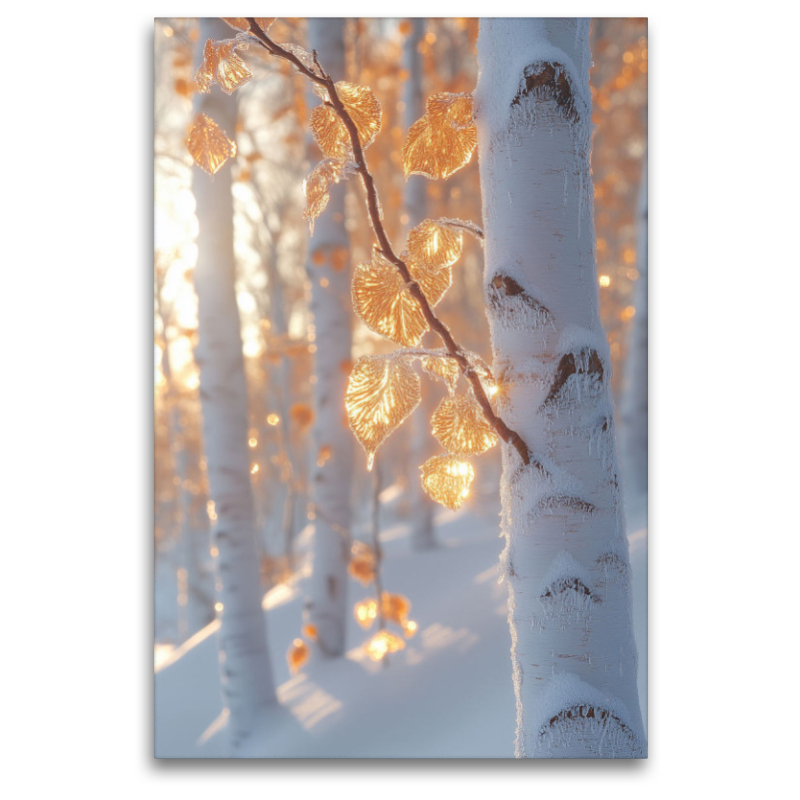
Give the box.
[431,394,499,456]
[187,113,237,175]
[407,219,463,270]
[420,455,475,509]
[287,638,309,674]
[348,542,376,586]
[195,37,252,95]
[421,354,460,390]
[303,158,347,233]
[345,354,421,469]
[354,598,378,628]
[381,592,411,626]
[403,93,477,180]
[365,630,405,661]
[310,81,381,158]
[352,249,451,346]
[402,619,418,638]
[303,624,318,641]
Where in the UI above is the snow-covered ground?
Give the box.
[155,490,647,758]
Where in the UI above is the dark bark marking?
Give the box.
[488,273,552,325]
[542,704,642,756]
[541,577,599,603]
[541,348,604,409]
[534,494,596,515]
[512,62,579,122]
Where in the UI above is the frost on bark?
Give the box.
[192,17,276,750]
[403,18,437,550]
[621,158,648,515]
[304,18,355,657]
[475,18,645,758]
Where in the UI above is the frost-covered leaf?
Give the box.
[421,353,460,390]
[345,353,421,469]
[187,113,237,175]
[287,638,309,674]
[365,630,405,661]
[431,393,499,456]
[303,158,347,233]
[438,217,484,241]
[310,81,381,158]
[279,42,315,71]
[420,454,475,509]
[403,93,477,180]
[195,37,253,95]
[407,219,463,270]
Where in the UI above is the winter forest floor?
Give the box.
[154,488,647,759]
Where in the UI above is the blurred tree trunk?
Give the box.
[621,157,648,521]
[304,18,354,657]
[191,17,276,750]
[403,18,437,550]
[475,18,645,758]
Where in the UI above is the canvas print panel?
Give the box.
[154,16,648,758]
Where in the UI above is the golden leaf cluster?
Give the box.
[352,249,450,346]
[420,455,475,510]
[431,394,499,456]
[365,630,405,662]
[287,637,309,675]
[310,82,381,159]
[187,113,237,175]
[403,93,477,180]
[195,37,252,95]
[345,354,421,470]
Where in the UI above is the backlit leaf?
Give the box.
[403,92,477,180]
[354,598,378,628]
[287,638,309,674]
[407,219,463,270]
[352,249,451,346]
[310,81,381,158]
[420,454,475,509]
[381,592,411,626]
[345,353,421,469]
[349,542,376,586]
[195,37,252,95]
[422,353,460,390]
[431,394,499,455]
[365,630,405,661]
[187,113,237,175]
[402,619,418,638]
[303,624,318,641]
[303,158,347,234]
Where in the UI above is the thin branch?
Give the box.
[246,18,533,467]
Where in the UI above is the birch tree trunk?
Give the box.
[475,18,646,758]
[191,17,276,750]
[403,18,437,550]
[304,18,354,657]
[621,157,648,516]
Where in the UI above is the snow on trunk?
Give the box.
[621,157,648,518]
[475,18,645,758]
[304,18,355,657]
[191,17,276,750]
[403,18,437,551]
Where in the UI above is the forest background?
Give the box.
[1,0,797,797]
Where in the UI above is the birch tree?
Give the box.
[303,18,355,657]
[474,18,645,757]
[189,17,276,749]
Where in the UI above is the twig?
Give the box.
[245,18,533,467]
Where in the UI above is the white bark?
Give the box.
[403,18,437,550]
[192,17,276,750]
[475,18,645,758]
[304,18,354,657]
[621,158,648,512]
